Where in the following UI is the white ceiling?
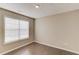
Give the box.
[0,3,79,18]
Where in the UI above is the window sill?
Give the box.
[3,38,29,45]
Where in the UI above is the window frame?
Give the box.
[4,16,30,44]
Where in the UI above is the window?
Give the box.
[19,20,29,39]
[4,17,29,44]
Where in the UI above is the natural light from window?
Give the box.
[4,17,29,44]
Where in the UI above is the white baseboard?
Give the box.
[0,41,34,55]
[1,40,79,55]
[35,41,79,54]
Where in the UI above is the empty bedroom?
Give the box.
[0,3,79,55]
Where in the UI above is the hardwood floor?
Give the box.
[5,42,77,55]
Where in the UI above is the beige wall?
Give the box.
[35,10,79,54]
[0,8,34,54]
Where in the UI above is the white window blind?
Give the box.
[4,17,29,44]
[19,20,29,39]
